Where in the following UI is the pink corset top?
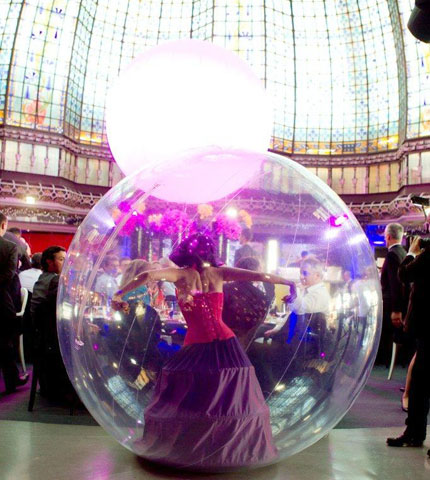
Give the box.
[178,292,235,346]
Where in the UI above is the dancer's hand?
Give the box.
[282,282,297,304]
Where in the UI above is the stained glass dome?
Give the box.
[0,0,429,157]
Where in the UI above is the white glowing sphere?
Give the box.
[106,39,273,176]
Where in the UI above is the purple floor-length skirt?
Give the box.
[136,337,278,470]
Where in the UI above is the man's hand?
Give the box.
[264,328,276,338]
[391,311,403,328]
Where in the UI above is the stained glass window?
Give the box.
[0,0,428,155]
[398,0,430,139]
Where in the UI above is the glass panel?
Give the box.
[421,152,430,183]
[408,152,421,184]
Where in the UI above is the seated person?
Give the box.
[222,256,274,349]
[265,257,330,343]
[94,254,120,302]
[117,260,163,387]
[31,246,74,401]
[250,258,330,396]
[18,252,43,361]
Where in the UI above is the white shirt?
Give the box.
[269,282,331,334]
[18,268,42,293]
[289,282,331,316]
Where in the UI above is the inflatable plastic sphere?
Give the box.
[57,150,381,472]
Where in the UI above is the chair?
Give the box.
[16,287,28,375]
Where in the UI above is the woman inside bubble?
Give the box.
[112,233,296,469]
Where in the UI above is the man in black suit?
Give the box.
[31,245,73,400]
[377,223,408,365]
[387,236,430,454]
[0,212,28,393]
[234,228,257,266]
[3,227,31,271]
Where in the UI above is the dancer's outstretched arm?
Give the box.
[218,266,296,301]
[219,266,295,287]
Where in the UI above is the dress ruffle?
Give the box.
[136,337,278,470]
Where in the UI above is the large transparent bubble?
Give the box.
[57,150,381,472]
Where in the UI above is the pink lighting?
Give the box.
[106,39,273,177]
[329,214,349,227]
[131,148,264,204]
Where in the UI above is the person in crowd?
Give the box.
[387,236,430,459]
[377,223,410,366]
[116,259,163,389]
[31,246,73,400]
[4,227,31,271]
[264,257,330,341]
[120,259,153,305]
[18,252,42,362]
[234,227,257,266]
[157,257,177,302]
[116,256,131,286]
[0,212,28,394]
[342,268,353,294]
[252,257,330,395]
[222,256,275,349]
[18,252,42,294]
[94,254,120,301]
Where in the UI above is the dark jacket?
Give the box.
[31,272,59,353]
[0,236,21,330]
[381,244,408,315]
[398,249,430,338]
[3,232,31,271]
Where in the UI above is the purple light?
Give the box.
[329,214,349,227]
[131,148,264,204]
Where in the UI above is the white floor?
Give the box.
[0,420,429,480]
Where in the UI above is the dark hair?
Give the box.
[300,250,309,258]
[31,252,42,269]
[41,246,66,272]
[169,233,222,272]
[8,227,21,235]
[241,228,252,242]
[236,256,260,271]
[0,212,7,224]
